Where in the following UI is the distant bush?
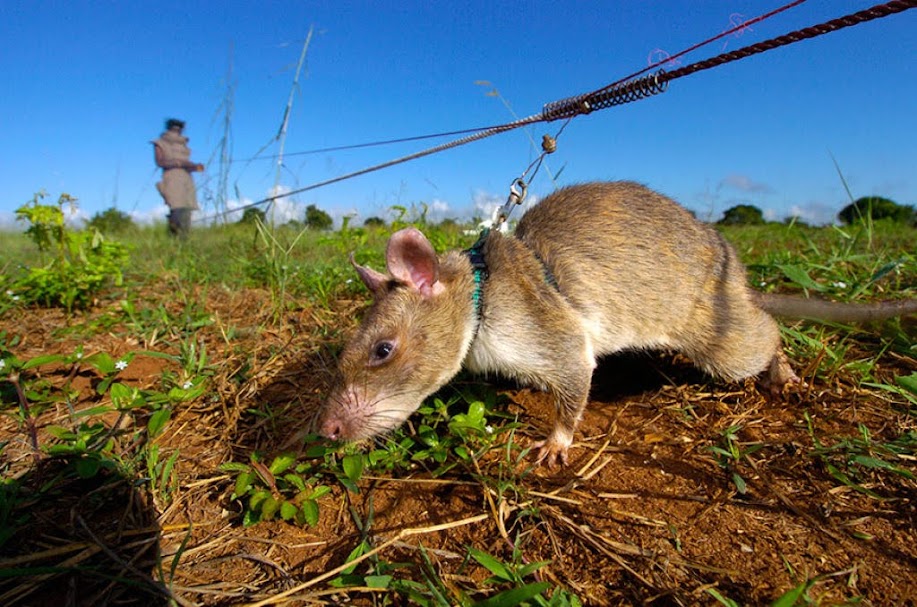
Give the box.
[718,204,765,226]
[86,207,136,233]
[838,196,915,226]
[305,204,333,231]
[363,216,386,228]
[238,207,266,225]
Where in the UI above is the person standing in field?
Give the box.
[152,118,204,237]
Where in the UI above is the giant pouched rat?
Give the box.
[319,181,916,465]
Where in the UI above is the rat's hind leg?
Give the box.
[682,301,798,390]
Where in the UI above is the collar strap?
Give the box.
[464,228,490,315]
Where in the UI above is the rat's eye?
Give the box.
[369,340,395,365]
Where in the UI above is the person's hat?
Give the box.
[165,118,186,130]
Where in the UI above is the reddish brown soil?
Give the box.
[0,284,914,606]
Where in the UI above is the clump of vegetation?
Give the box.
[838,195,915,226]
[86,207,137,234]
[305,203,333,230]
[12,191,130,311]
[718,204,766,225]
[238,206,267,225]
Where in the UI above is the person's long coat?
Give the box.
[152,130,200,210]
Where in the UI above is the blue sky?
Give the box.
[2,1,915,229]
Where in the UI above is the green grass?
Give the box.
[1,212,915,605]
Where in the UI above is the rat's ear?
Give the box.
[350,254,388,297]
[385,228,442,297]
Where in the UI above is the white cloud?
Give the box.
[429,198,450,218]
[786,202,838,226]
[263,185,304,225]
[130,205,170,225]
[212,185,306,226]
[470,188,542,227]
[472,189,503,219]
[719,174,775,195]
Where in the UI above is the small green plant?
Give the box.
[367,386,517,477]
[707,424,764,494]
[805,413,915,500]
[12,191,130,311]
[223,385,515,528]
[243,217,314,317]
[0,345,199,510]
[119,297,214,346]
[324,493,581,606]
[221,451,332,526]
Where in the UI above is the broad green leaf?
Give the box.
[22,353,69,370]
[45,425,76,440]
[233,471,254,499]
[248,489,271,512]
[732,473,747,495]
[468,547,512,581]
[776,264,825,292]
[109,382,132,403]
[363,574,392,589]
[310,485,331,500]
[269,453,297,475]
[74,457,101,479]
[770,580,810,607]
[280,501,298,521]
[148,408,171,438]
[74,405,112,418]
[333,540,370,579]
[301,499,319,526]
[342,453,364,484]
[260,496,280,520]
[896,373,917,396]
[474,582,552,607]
[81,352,115,374]
[284,473,306,492]
[707,588,741,607]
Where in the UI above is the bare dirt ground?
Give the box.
[1,283,915,606]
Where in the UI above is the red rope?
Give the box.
[607,0,809,93]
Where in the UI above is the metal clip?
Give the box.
[494,178,528,228]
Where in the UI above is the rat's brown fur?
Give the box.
[320,181,915,465]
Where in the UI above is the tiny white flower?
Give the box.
[759,281,767,287]
[182,380,193,390]
[75,351,83,359]
[485,425,494,434]
[832,281,847,289]
[0,360,6,370]
[115,360,128,371]
[5,290,12,296]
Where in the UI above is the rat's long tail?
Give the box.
[754,293,917,323]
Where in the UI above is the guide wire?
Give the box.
[198,0,915,224]
[492,120,571,228]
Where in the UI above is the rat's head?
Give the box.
[319,228,473,443]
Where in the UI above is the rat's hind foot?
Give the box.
[758,350,800,396]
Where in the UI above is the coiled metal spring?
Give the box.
[542,70,669,121]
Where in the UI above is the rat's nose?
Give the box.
[319,415,343,440]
